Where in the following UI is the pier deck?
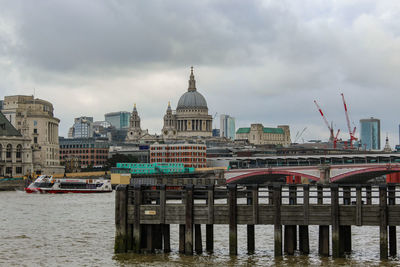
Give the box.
[115,183,399,259]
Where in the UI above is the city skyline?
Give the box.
[1,1,399,145]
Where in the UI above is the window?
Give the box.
[33,128,37,134]
[34,137,38,144]
[6,144,12,159]
[16,167,22,174]
[6,167,12,174]
[16,145,22,159]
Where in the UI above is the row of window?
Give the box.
[60,144,109,149]
[151,152,206,157]
[60,149,108,154]
[150,158,206,163]
[2,166,23,174]
[60,155,107,160]
[0,144,23,159]
[151,146,206,151]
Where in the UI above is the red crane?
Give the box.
[314,100,340,148]
[341,93,357,149]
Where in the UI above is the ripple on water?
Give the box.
[1,191,400,266]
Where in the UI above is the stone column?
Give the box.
[319,165,330,184]
[1,147,6,161]
[12,148,17,163]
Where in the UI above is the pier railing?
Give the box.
[115,183,399,259]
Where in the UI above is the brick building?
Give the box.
[150,143,207,168]
[59,137,109,169]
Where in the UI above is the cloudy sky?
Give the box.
[0,0,399,146]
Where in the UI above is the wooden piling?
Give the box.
[133,184,142,253]
[299,185,310,255]
[206,185,214,253]
[356,186,362,226]
[228,184,238,255]
[179,225,185,253]
[388,184,396,257]
[185,185,194,255]
[331,184,341,258]
[342,187,352,253]
[319,226,330,256]
[163,224,171,253]
[274,185,282,257]
[285,225,296,255]
[380,185,388,260]
[146,224,154,253]
[153,225,162,250]
[247,185,258,254]
[117,183,400,258]
[115,185,128,253]
[195,224,203,254]
[285,185,297,255]
[317,185,329,256]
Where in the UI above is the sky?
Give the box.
[0,0,399,146]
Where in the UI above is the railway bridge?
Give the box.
[208,153,400,184]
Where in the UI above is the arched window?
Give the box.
[16,144,22,159]
[6,144,12,159]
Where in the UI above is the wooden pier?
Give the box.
[115,183,399,259]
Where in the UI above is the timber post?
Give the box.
[388,184,396,257]
[274,184,282,257]
[331,184,341,258]
[206,184,214,253]
[115,185,128,253]
[380,184,388,260]
[228,183,238,255]
[299,184,310,255]
[185,184,194,255]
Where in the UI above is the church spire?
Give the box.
[188,66,196,92]
[384,134,392,152]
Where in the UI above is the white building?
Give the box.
[1,95,63,174]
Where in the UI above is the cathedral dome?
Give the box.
[177,91,208,110]
[176,67,208,110]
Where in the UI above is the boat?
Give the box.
[25,175,112,193]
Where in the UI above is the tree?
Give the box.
[105,153,139,170]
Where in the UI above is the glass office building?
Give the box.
[360,117,380,150]
[72,116,94,138]
[104,111,130,129]
[220,114,236,140]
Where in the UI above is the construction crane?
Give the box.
[341,93,357,149]
[294,127,307,143]
[314,100,340,148]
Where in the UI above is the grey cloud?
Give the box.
[0,0,400,146]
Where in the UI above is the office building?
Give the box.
[59,137,110,168]
[150,143,207,168]
[220,114,236,139]
[105,111,130,129]
[360,117,380,150]
[69,116,94,138]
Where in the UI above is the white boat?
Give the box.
[25,175,112,193]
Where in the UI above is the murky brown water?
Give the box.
[1,191,399,266]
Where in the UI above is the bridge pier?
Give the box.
[318,165,330,184]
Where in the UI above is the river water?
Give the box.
[1,191,399,266]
